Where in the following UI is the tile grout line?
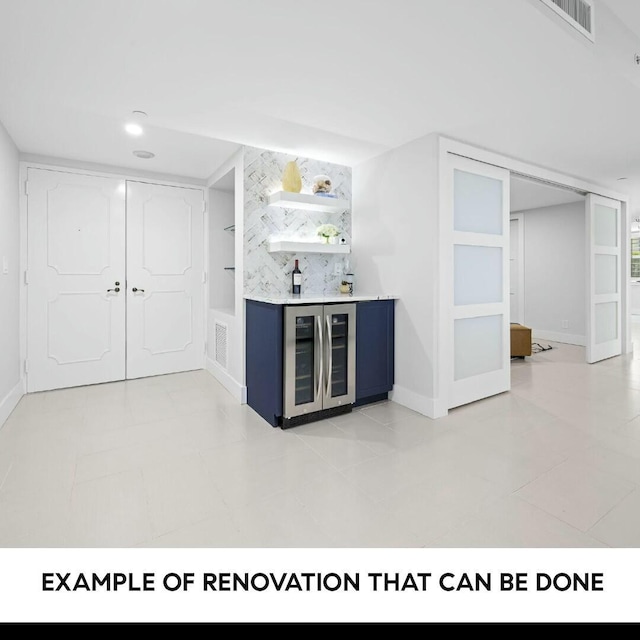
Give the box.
[0,462,13,493]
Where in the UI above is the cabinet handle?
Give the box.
[316,315,323,402]
[325,315,333,397]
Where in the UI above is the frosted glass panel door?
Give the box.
[448,156,510,409]
[587,194,622,363]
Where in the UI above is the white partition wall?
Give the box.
[586,194,622,363]
[446,155,511,409]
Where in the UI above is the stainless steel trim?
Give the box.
[322,303,357,410]
[283,305,324,419]
[325,314,332,397]
[316,314,323,402]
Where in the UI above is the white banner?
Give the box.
[0,548,636,623]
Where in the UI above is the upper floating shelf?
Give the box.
[268,241,351,255]
[268,191,350,213]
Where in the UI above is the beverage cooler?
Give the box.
[283,303,356,427]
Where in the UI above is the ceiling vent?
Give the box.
[539,0,594,42]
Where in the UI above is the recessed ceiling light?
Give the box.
[617,177,628,181]
[132,110,148,119]
[133,150,155,159]
[125,123,144,136]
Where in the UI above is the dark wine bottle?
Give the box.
[292,259,302,295]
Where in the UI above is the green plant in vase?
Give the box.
[316,224,340,244]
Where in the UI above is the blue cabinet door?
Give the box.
[356,300,395,404]
[245,300,283,426]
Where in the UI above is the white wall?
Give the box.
[0,120,21,426]
[209,188,235,311]
[520,201,586,345]
[352,133,439,416]
[206,149,246,401]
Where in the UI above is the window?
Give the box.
[631,237,640,278]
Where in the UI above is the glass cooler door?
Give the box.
[323,304,356,410]
[284,305,323,418]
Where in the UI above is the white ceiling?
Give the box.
[510,175,584,213]
[2,0,640,189]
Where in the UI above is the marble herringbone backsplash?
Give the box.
[243,146,352,297]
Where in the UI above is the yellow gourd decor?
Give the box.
[282,161,302,193]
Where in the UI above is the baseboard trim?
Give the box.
[0,379,24,429]
[390,385,444,419]
[532,330,586,347]
[206,358,247,403]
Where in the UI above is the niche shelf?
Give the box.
[268,191,350,213]
[268,240,351,255]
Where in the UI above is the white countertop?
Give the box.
[244,293,397,305]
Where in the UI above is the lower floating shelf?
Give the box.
[268,241,351,255]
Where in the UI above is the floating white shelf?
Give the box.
[268,191,350,213]
[268,241,351,255]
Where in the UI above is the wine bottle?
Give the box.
[292,259,302,295]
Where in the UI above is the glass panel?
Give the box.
[454,245,503,306]
[294,315,315,406]
[454,169,503,235]
[329,313,348,398]
[595,302,618,345]
[595,254,618,295]
[594,204,617,247]
[454,315,503,381]
[631,237,640,278]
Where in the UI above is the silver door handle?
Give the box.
[325,315,333,397]
[316,314,323,402]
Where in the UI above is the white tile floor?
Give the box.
[3,328,640,547]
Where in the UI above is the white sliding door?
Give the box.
[27,169,126,392]
[586,194,622,364]
[126,181,205,379]
[447,155,511,409]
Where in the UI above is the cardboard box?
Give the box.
[511,323,532,357]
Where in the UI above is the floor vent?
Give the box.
[215,321,228,370]
[540,0,594,42]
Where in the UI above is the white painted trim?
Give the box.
[0,379,24,429]
[20,153,206,188]
[20,159,204,190]
[510,213,525,326]
[532,330,586,347]
[436,135,631,417]
[206,357,247,403]
[441,137,628,202]
[389,385,439,420]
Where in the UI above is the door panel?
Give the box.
[586,194,622,363]
[448,156,510,409]
[27,168,126,391]
[284,305,324,418]
[510,216,523,325]
[126,182,205,378]
[323,304,356,410]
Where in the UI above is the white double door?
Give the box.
[27,168,205,392]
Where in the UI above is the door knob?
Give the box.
[132,287,145,293]
[107,287,120,293]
